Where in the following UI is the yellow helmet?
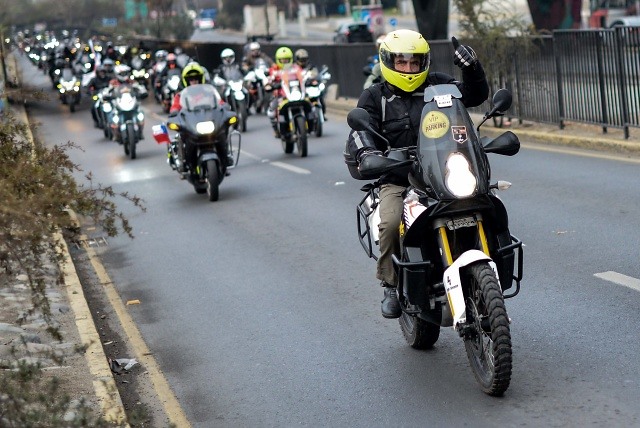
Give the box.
[181,62,205,87]
[275,46,293,69]
[379,29,431,92]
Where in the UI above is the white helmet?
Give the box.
[114,64,131,82]
[248,42,261,57]
[220,48,235,65]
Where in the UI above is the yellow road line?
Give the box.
[67,212,192,428]
[57,233,130,426]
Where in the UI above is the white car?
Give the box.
[197,18,215,30]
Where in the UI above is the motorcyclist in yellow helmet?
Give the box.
[346,29,489,319]
[266,46,297,136]
[167,61,233,171]
[170,62,210,113]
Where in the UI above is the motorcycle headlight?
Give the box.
[137,112,145,121]
[117,93,136,111]
[230,81,243,91]
[103,103,112,113]
[445,153,477,197]
[306,87,319,97]
[196,121,215,134]
[113,114,119,124]
[289,90,302,102]
[169,76,180,89]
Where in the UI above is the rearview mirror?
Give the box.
[492,88,512,113]
[347,108,371,131]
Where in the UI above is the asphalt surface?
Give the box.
[5,41,640,425]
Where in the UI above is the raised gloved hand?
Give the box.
[452,36,478,70]
[357,147,383,163]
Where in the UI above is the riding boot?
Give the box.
[381,284,401,319]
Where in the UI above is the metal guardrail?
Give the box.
[149,26,640,139]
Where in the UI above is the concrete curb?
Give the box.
[6,51,130,426]
[57,232,130,426]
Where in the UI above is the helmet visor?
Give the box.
[380,51,430,74]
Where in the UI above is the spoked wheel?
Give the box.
[127,123,137,159]
[399,305,441,349]
[294,115,308,157]
[464,262,512,396]
[205,159,220,202]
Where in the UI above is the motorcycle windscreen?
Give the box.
[180,84,222,111]
[61,68,75,81]
[416,86,489,200]
[131,57,143,70]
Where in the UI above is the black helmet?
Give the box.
[294,49,309,68]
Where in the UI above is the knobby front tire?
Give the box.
[464,262,512,396]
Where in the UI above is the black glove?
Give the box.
[452,36,478,70]
[357,147,383,163]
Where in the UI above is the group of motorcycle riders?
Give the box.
[29,27,490,320]
[78,40,325,165]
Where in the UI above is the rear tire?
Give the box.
[206,159,220,202]
[314,108,323,137]
[127,123,137,159]
[464,262,512,396]
[239,101,248,133]
[399,308,441,349]
[295,115,308,157]
[282,133,294,154]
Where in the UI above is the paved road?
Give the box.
[19,51,640,427]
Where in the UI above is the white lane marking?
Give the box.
[594,271,640,292]
[270,161,311,174]
[238,150,310,174]
[240,150,262,161]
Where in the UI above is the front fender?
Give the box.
[199,152,220,164]
[443,250,497,327]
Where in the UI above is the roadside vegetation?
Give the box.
[452,0,538,88]
[0,39,144,425]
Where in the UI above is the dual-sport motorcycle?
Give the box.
[346,85,524,396]
[57,68,81,113]
[272,67,313,157]
[303,65,331,138]
[213,68,250,133]
[153,84,241,201]
[130,53,151,89]
[243,57,270,114]
[107,84,147,159]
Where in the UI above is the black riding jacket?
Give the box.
[347,62,489,186]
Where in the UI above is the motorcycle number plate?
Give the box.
[434,94,453,108]
[446,216,477,230]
